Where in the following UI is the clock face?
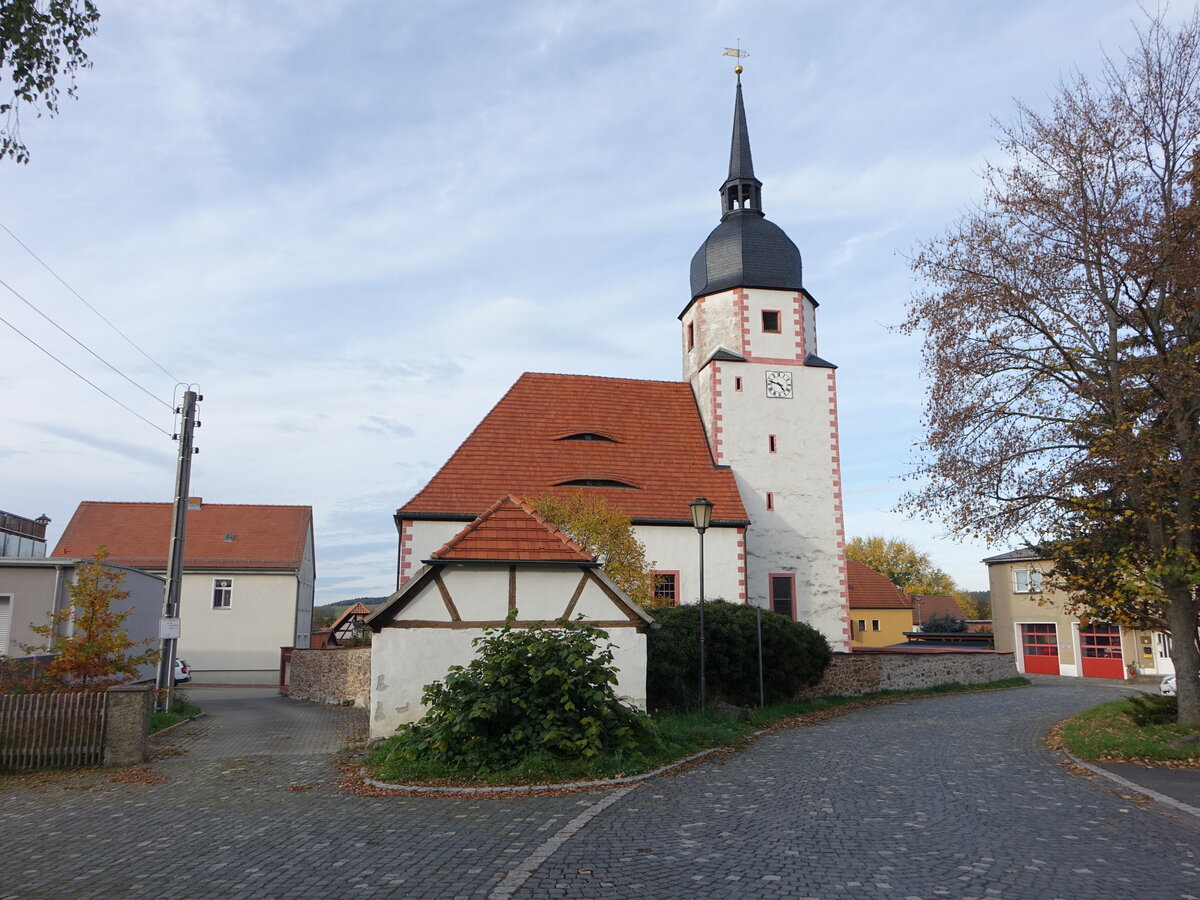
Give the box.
[765,370,793,399]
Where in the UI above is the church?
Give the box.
[393,73,851,652]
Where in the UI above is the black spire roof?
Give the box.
[687,75,804,305]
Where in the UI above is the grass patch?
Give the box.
[150,690,202,734]
[1060,695,1200,765]
[365,678,1029,787]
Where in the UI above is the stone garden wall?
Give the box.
[287,647,371,707]
[797,650,1019,698]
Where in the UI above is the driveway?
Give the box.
[1,682,1198,898]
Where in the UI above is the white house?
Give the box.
[53,499,315,684]
[368,495,652,738]
[393,74,851,655]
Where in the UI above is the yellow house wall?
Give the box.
[850,607,911,647]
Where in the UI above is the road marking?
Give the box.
[489,784,638,899]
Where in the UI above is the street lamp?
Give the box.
[690,496,714,711]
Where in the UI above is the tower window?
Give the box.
[687,322,695,350]
[768,434,777,453]
[770,574,795,619]
[761,310,781,333]
[734,376,743,392]
[765,491,774,511]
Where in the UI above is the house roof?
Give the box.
[397,373,749,525]
[981,547,1045,564]
[52,500,312,570]
[908,594,967,620]
[429,495,598,564]
[846,560,909,610]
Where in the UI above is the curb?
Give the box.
[149,711,206,740]
[360,748,719,794]
[1063,748,1200,820]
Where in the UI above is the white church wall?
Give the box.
[636,523,744,605]
[399,519,470,585]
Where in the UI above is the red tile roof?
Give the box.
[846,560,909,610]
[431,496,597,563]
[908,594,968,620]
[52,500,312,570]
[397,373,748,524]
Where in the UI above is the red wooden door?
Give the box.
[1079,624,1125,678]
[1020,623,1059,675]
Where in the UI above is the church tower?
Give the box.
[681,71,850,650]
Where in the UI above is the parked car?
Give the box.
[173,658,191,685]
[1160,674,1176,696]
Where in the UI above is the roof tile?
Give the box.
[431,496,596,563]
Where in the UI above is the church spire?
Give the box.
[721,72,763,219]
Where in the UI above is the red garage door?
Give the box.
[1080,624,1125,679]
[1021,624,1059,675]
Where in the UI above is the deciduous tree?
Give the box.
[0,0,100,163]
[845,535,958,596]
[528,492,658,609]
[904,11,1200,724]
[25,547,158,689]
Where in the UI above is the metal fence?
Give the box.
[0,691,108,770]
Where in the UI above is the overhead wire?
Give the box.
[0,220,179,381]
[0,276,172,410]
[0,309,173,437]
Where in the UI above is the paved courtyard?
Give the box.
[1,681,1198,899]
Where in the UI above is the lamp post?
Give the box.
[690,496,714,711]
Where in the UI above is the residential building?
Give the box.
[847,560,911,647]
[52,499,314,684]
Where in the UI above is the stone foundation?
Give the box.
[287,647,370,707]
[798,650,1019,698]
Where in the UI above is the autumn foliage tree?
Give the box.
[25,547,158,689]
[845,535,958,596]
[528,492,658,609]
[904,12,1200,724]
[0,0,100,163]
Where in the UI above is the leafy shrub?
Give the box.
[921,612,968,633]
[647,600,832,712]
[1123,692,1178,726]
[382,614,660,772]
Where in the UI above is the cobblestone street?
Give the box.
[1,682,1197,899]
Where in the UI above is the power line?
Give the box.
[0,309,173,438]
[0,220,180,381]
[0,276,172,410]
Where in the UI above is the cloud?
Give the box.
[358,416,415,438]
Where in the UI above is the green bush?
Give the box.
[647,600,832,712]
[922,612,968,633]
[382,614,660,772]
[1123,692,1178,726]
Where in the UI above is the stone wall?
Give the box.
[797,650,1019,698]
[287,647,370,707]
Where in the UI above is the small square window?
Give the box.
[213,578,232,609]
[762,310,781,333]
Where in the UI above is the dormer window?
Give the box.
[224,533,236,542]
[554,478,637,489]
[556,432,618,443]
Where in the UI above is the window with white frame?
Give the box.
[1013,568,1043,593]
[212,578,233,609]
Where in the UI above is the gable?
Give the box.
[397,373,748,524]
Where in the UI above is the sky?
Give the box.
[0,0,1185,603]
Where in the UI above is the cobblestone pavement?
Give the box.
[2,682,1198,899]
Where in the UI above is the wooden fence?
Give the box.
[0,691,108,770]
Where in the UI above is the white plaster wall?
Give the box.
[370,627,646,736]
[402,519,473,584]
[682,291,744,382]
[176,571,298,673]
[739,288,802,361]
[636,524,743,604]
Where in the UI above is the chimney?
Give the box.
[187,497,202,511]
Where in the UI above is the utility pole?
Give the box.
[155,389,200,712]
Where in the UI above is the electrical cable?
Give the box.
[0,220,179,381]
[0,309,173,437]
[0,276,172,410]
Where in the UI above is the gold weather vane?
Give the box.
[723,42,749,75]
